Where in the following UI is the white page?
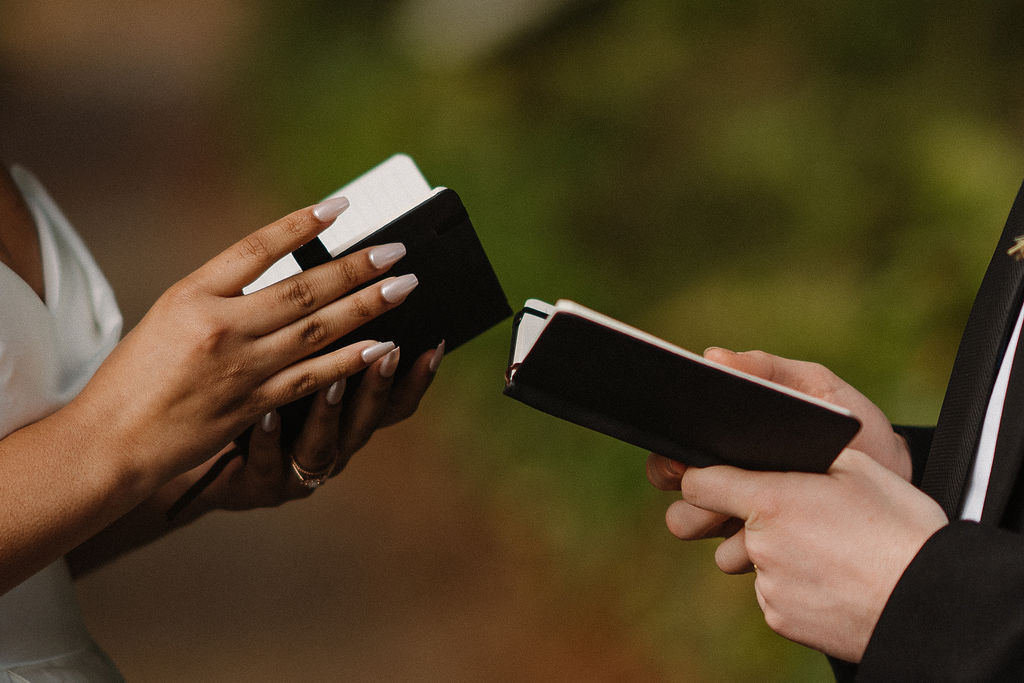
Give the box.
[243,154,440,293]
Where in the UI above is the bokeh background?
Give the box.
[3,1,1024,680]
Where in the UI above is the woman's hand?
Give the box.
[67,196,419,491]
[177,340,444,512]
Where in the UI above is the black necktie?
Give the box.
[921,181,1024,519]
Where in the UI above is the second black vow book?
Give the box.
[504,300,861,472]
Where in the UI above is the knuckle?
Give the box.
[391,399,420,423]
[806,361,833,383]
[327,352,360,379]
[186,315,231,357]
[337,258,362,290]
[240,234,272,261]
[297,316,330,347]
[745,496,778,531]
[282,278,318,310]
[276,211,308,239]
[289,372,320,398]
[162,280,195,306]
[349,294,376,320]
[218,356,255,387]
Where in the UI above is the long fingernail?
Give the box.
[325,379,346,406]
[312,195,350,222]
[361,341,395,364]
[379,347,401,378]
[380,274,419,303]
[261,410,279,433]
[368,242,407,270]
[429,340,445,373]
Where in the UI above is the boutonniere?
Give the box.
[1009,235,1024,261]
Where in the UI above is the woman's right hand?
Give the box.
[68,196,418,489]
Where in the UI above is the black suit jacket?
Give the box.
[834,182,1024,681]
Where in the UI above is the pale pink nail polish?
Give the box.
[380,274,419,303]
[368,243,407,269]
[312,196,350,222]
[429,340,445,373]
[325,379,346,406]
[261,411,279,433]
[360,341,395,364]
[379,348,401,378]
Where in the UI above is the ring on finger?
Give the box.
[290,452,339,490]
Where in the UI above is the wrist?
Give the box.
[58,390,166,504]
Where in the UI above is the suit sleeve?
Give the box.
[853,520,1024,680]
[828,425,937,681]
[892,424,934,488]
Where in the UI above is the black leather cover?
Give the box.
[504,308,860,472]
[167,188,509,519]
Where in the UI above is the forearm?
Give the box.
[66,450,228,578]
[0,399,161,595]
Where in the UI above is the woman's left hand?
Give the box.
[174,341,442,512]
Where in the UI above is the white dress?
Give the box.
[0,167,124,681]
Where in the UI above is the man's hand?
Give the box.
[647,348,914,543]
[672,449,946,662]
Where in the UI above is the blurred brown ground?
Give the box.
[0,3,670,680]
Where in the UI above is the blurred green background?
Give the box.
[3,1,1024,680]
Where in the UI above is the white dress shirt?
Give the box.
[961,300,1024,521]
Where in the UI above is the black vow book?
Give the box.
[167,155,510,519]
[504,299,860,472]
[245,154,511,377]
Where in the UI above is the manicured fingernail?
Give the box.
[429,340,445,373]
[379,347,401,378]
[360,341,395,364]
[325,379,346,406]
[704,346,734,357]
[380,273,419,303]
[260,410,279,433]
[312,195,350,222]
[368,242,407,270]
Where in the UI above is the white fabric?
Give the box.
[961,301,1024,521]
[0,167,123,679]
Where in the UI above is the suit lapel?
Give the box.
[921,181,1024,519]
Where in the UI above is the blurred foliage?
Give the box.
[225,1,1024,679]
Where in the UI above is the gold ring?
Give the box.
[290,453,337,490]
[752,563,759,572]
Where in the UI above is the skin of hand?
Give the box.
[64,200,418,494]
[66,340,443,576]
[647,347,915,542]
[183,341,443,511]
[2,198,431,593]
[673,449,947,662]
